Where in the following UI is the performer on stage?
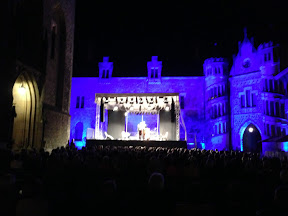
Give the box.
[137,121,146,140]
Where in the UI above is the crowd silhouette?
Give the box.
[1,143,288,216]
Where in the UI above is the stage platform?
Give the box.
[86,139,187,148]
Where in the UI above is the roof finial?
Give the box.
[244,27,247,39]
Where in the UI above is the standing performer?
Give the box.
[137,121,146,140]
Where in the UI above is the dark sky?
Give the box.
[73,1,288,77]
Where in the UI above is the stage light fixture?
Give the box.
[113,106,118,111]
[18,83,26,94]
[124,112,128,116]
[248,127,254,133]
[130,106,134,111]
[165,106,170,111]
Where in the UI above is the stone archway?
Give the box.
[242,123,262,153]
[12,72,39,150]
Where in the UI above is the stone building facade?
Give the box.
[0,0,75,151]
[70,32,288,154]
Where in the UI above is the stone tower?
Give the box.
[204,57,230,150]
[0,0,75,150]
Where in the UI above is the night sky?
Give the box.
[73,1,288,77]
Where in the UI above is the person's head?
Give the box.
[102,179,117,197]
[280,169,288,184]
[274,185,288,205]
[148,172,165,191]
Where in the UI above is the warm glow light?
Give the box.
[113,106,118,111]
[18,83,26,94]
[248,127,254,133]
[165,106,170,111]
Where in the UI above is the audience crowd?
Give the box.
[1,144,288,216]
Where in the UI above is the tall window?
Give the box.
[265,79,268,91]
[252,93,257,107]
[264,53,267,62]
[76,96,84,109]
[268,53,271,61]
[274,80,278,93]
[155,68,158,78]
[76,96,80,108]
[241,95,245,108]
[269,79,273,92]
[81,96,85,108]
[279,80,284,94]
[277,127,281,137]
[275,102,280,117]
[270,101,275,116]
[281,104,285,118]
[151,68,154,78]
[241,88,257,108]
[271,125,276,137]
[246,90,251,107]
[266,124,270,136]
[282,128,286,136]
[266,100,269,115]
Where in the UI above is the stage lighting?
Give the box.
[18,83,26,94]
[248,127,253,133]
[113,106,118,111]
[130,106,134,111]
[124,112,128,116]
[165,106,170,111]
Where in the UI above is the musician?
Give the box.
[137,121,146,140]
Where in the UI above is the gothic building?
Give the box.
[70,31,288,154]
[0,0,75,151]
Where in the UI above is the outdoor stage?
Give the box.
[86,139,187,148]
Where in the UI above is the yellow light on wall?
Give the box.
[18,83,26,95]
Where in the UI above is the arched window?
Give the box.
[75,122,83,141]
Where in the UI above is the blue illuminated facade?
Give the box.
[70,33,288,154]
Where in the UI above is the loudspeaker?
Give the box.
[100,99,105,122]
[171,98,175,122]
